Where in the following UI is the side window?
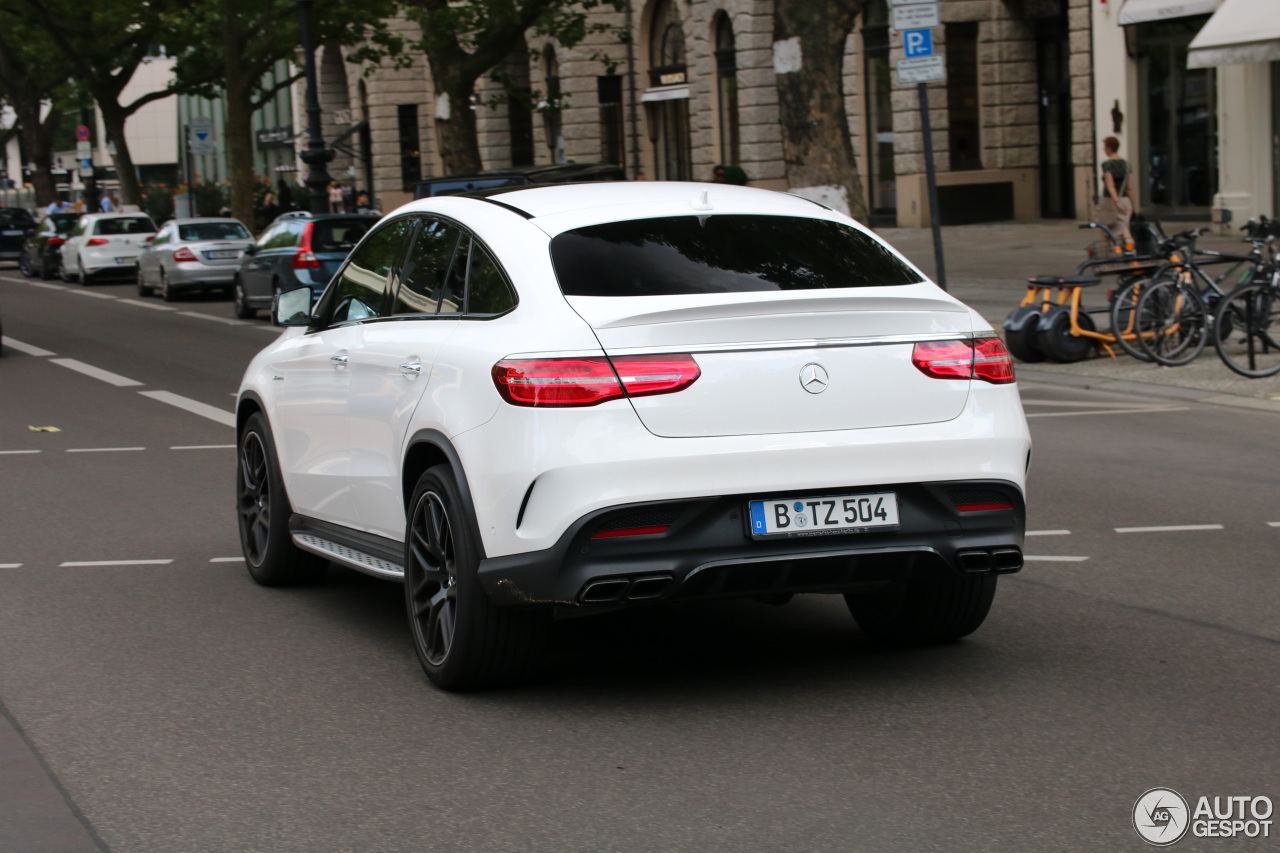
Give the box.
[71,219,86,237]
[438,238,467,315]
[256,224,281,248]
[464,242,518,316]
[322,218,414,325]
[391,218,461,316]
[151,226,168,246]
[263,223,300,250]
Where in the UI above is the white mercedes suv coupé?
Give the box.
[236,182,1031,690]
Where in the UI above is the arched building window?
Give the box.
[646,0,691,180]
[714,14,740,168]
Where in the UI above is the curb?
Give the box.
[1015,368,1280,414]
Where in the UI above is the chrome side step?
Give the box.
[292,532,404,581]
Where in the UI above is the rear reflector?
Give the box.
[591,525,670,539]
[492,354,699,407]
[912,335,1015,385]
[955,503,1013,512]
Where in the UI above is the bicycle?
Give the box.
[1209,218,1280,377]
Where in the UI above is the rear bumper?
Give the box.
[478,479,1025,607]
[169,264,238,286]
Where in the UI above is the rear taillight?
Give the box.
[912,336,1014,385]
[86,237,108,246]
[172,247,198,262]
[47,237,65,247]
[292,223,320,269]
[492,354,700,407]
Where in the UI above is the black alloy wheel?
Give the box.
[407,489,459,667]
[137,266,153,297]
[38,253,52,280]
[236,412,327,585]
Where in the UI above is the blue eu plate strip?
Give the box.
[749,501,767,534]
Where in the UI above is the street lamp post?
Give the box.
[298,0,334,215]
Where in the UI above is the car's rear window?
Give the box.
[179,222,249,241]
[0,208,34,227]
[95,216,155,235]
[549,214,924,297]
[312,219,373,253]
[48,214,78,234]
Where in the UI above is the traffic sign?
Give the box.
[903,28,934,58]
[892,2,939,31]
[75,125,90,143]
[898,54,945,84]
[79,161,93,178]
[188,116,216,156]
[76,141,92,160]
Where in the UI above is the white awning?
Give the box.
[1187,0,1280,67]
[640,86,690,103]
[1117,0,1218,25]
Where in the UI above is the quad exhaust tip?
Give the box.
[956,548,1023,575]
[579,574,674,604]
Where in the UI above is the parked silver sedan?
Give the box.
[138,218,254,301]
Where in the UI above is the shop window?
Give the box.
[647,0,692,180]
[598,76,625,168]
[714,14,740,167]
[945,22,981,171]
[398,104,422,190]
[862,0,896,224]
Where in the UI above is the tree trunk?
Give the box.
[99,103,142,206]
[224,19,258,228]
[430,70,483,176]
[773,0,868,222]
[14,98,58,207]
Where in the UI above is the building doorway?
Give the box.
[647,0,692,180]
[1036,16,1073,217]
[1136,19,1217,217]
[862,0,896,226]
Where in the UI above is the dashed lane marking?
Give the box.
[171,444,235,450]
[1019,400,1172,409]
[210,557,243,563]
[48,357,143,387]
[13,279,66,291]
[1,336,56,356]
[1025,407,1190,419]
[65,447,145,453]
[66,289,117,300]
[1115,524,1224,533]
[116,298,176,311]
[1024,555,1089,562]
[0,449,41,455]
[59,559,174,567]
[1027,529,1070,536]
[177,311,247,326]
[1269,522,1280,528]
[0,563,21,568]
[138,390,235,427]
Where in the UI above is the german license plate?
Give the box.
[748,492,898,537]
[115,257,134,265]
[206,250,238,259]
[1,230,23,236]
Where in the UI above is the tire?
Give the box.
[137,266,153,297]
[1135,280,1208,367]
[38,254,52,280]
[78,261,92,286]
[1037,309,1096,363]
[846,564,997,647]
[236,412,328,586]
[1003,314,1045,363]
[1212,283,1280,378]
[233,279,256,319]
[18,250,32,277]
[404,464,552,690]
[1109,278,1156,362]
[59,254,77,282]
[160,269,176,302]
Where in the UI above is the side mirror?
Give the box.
[244,244,258,256]
[272,285,314,327]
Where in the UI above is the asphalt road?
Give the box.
[1,269,1278,852]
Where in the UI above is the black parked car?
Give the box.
[19,213,79,279]
[233,211,379,319]
[0,207,37,263]
[413,162,626,199]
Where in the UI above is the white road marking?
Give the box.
[66,289,116,300]
[1115,524,1224,533]
[1024,555,1089,562]
[117,298,177,311]
[1026,407,1190,419]
[1268,522,1280,528]
[0,563,21,568]
[1,336,56,356]
[1026,529,1071,536]
[171,444,236,450]
[210,557,243,563]
[178,311,246,326]
[59,559,173,567]
[66,447,145,453]
[49,357,143,387]
[138,390,235,427]
[18,280,66,291]
[1020,400,1171,409]
[0,449,41,455]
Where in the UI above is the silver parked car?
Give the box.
[138,218,254,301]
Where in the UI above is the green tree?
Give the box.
[0,11,75,206]
[172,0,398,228]
[773,0,869,221]
[12,0,217,207]
[401,0,621,175]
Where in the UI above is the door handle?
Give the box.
[331,354,348,367]
[399,360,422,377]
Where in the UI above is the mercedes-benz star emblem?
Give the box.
[799,363,829,394]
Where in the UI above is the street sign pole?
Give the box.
[917,82,946,290]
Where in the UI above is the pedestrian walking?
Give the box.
[328,181,344,214]
[1097,136,1137,251]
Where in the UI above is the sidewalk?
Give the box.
[874,220,1280,412]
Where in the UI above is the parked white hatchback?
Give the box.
[60,212,156,283]
[236,182,1031,690]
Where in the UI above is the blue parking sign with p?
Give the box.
[903,28,933,57]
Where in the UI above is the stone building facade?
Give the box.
[309,0,1094,226]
